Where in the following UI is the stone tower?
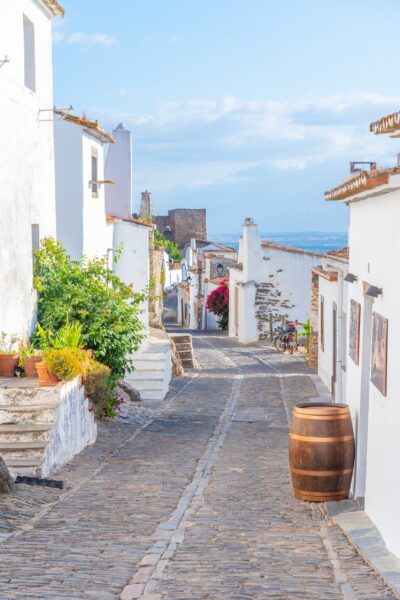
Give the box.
[140,190,152,220]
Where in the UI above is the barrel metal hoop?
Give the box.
[289,433,354,443]
[293,489,350,498]
[292,413,350,420]
[290,467,353,477]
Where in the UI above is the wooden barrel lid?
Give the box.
[293,402,350,417]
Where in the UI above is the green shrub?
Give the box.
[154,229,182,261]
[33,238,145,380]
[35,321,84,352]
[82,359,118,418]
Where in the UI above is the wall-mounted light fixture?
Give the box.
[216,263,224,277]
[365,285,382,298]
[186,275,192,285]
[344,273,358,283]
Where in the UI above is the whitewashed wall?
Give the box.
[54,116,83,259]
[110,220,150,329]
[261,246,323,324]
[54,120,110,261]
[0,0,56,339]
[317,258,348,404]
[105,123,132,219]
[344,185,400,557]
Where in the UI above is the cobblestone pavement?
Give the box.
[0,335,397,599]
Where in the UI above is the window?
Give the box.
[31,224,40,255]
[23,15,36,91]
[91,148,98,196]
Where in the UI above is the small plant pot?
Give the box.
[0,354,19,377]
[23,356,43,378]
[35,362,60,386]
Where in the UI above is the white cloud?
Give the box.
[53,31,116,48]
[97,93,400,193]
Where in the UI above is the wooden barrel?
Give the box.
[289,403,355,502]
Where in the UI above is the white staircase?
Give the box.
[0,379,96,477]
[126,334,172,401]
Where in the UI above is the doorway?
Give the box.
[353,296,373,499]
[332,302,337,399]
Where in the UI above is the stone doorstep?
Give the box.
[326,502,400,595]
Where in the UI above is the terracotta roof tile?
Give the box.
[370,110,400,136]
[311,266,338,282]
[325,168,400,201]
[261,240,325,258]
[106,214,154,228]
[43,0,64,16]
[326,247,349,262]
[54,110,114,144]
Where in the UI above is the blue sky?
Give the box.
[52,1,400,233]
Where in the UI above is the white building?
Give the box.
[320,114,400,558]
[178,239,237,330]
[0,0,64,339]
[310,248,349,403]
[229,219,322,344]
[54,110,114,261]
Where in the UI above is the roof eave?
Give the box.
[41,0,65,17]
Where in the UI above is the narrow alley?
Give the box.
[0,335,395,599]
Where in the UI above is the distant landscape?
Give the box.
[209,232,348,254]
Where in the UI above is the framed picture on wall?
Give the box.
[349,299,361,365]
[371,312,388,396]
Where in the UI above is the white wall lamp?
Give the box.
[344,273,358,283]
[186,275,192,285]
[217,263,224,277]
[365,285,382,298]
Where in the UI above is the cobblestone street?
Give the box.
[0,335,397,599]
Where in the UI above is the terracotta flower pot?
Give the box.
[24,356,43,378]
[35,362,60,386]
[0,354,19,377]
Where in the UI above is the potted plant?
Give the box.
[34,321,85,386]
[0,332,19,377]
[19,343,43,378]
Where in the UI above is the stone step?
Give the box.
[0,390,60,407]
[0,441,46,461]
[0,404,56,425]
[173,343,193,353]
[5,458,43,476]
[170,334,192,343]
[131,351,169,362]
[131,359,167,370]
[0,424,51,443]
[135,342,170,354]
[177,350,194,359]
[125,378,164,391]
[181,361,195,368]
[128,369,165,380]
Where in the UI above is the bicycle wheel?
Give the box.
[274,336,286,353]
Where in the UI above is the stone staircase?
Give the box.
[169,334,195,369]
[0,379,96,477]
[126,332,172,402]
